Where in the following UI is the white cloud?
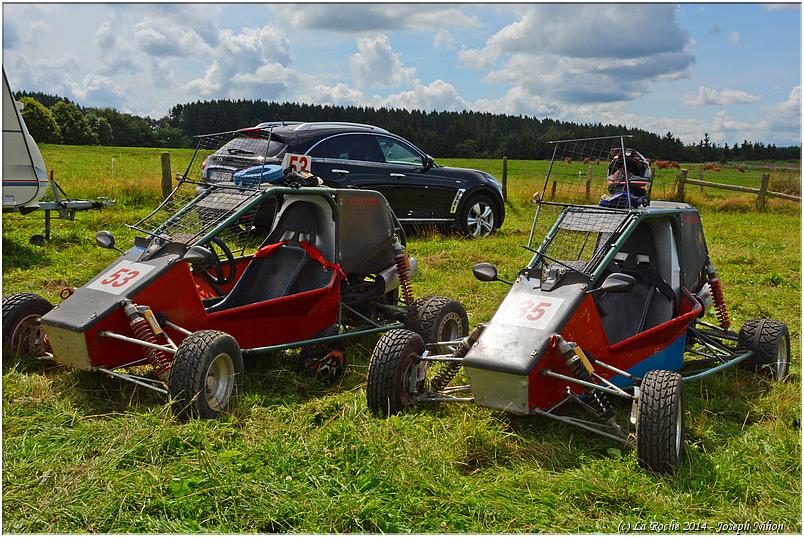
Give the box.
[67,75,126,109]
[275,4,479,33]
[96,21,115,49]
[683,86,761,106]
[350,35,415,88]
[186,25,295,99]
[459,4,695,106]
[764,4,801,10]
[433,29,455,50]
[299,82,364,107]
[377,79,467,112]
[729,32,740,45]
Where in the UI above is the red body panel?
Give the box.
[84,260,340,369]
[527,294,701,409]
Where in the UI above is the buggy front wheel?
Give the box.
[169,330,244,419]
[2,293,53,363]
[366,329,425,417]
[636,370,685,474]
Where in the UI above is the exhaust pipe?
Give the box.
[376,256,418,295]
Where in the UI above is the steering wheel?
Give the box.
[202,237,236,287]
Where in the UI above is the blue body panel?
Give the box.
[609,333,686,388]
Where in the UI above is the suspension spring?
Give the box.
[395,252,415,307]
[705,261,731,329]
[129,317,172,380]
[122,300,172,380]
[565,354,615,422]
[430,325,483,392]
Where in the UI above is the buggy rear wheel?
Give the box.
[2,293,53,363]
[738,319,790,380]
[169,330,243,420]
[366,329,425,417]
[407,296,469,351]
[636,370,685,474]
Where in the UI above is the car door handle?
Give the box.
[390,173,406,177]
[332,169,350,175]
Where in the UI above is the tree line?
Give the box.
[14,91,801,162]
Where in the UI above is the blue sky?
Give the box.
[3,3,801,145]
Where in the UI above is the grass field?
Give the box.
[2,144,801,533]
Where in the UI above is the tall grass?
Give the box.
[2,145,801,532]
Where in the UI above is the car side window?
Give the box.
[309,134,384,162]
[376,136,422,165]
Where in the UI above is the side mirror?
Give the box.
[473,262,512,285]
[473,262,498,282]
[422,155,435,172]
[183,245,216,269]
[590,273,636,294]
[95,230,116,250]
[95,230,126,253]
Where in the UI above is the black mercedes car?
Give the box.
[201,122,505,237]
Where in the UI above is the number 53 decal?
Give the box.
[495,294,565,330]
[86,261,155,295]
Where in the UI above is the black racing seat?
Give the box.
[597,225,676,344]
[206,202,330,312]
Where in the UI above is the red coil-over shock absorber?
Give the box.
[705,260,730,329]
[122,299,172,380]
[393,236,415,307]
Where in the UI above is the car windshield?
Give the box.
[215,136,286,159]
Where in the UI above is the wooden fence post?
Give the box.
[502,156,508,202]
[757,173,770,211]
[585,166,593,202]
[550,180,557,201]
[160,152,172,200]
[674,168,688,202]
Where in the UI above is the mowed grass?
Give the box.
[2,145,801,533]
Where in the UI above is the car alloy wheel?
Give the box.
[466,201,495,237]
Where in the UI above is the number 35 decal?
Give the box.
[496,295,565,330]
[517,301,554,321]
[86,261,155,295]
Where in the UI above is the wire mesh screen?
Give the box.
[540,136,635,206]
[538,206,632,277]
[528,135,644,248]
[130,128,281,245]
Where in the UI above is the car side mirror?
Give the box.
[95,230,125,253]
[184,245,216,269]
[589,273,636,294]
[422,155,435,172]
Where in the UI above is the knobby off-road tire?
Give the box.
[458,193,499,238]
[169,330,243,420]
[406,296,469,350]
[2,293,53,363]
[366,329,425,417]
[636,370,685,474]
[738,319,790,380]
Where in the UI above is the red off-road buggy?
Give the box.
[3,129,468,418]
[365,136,791,474]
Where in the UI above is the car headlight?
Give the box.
[483,172,503,192]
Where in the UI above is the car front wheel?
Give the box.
[459,194,498,238]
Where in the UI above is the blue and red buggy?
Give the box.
[365,136,790,474]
